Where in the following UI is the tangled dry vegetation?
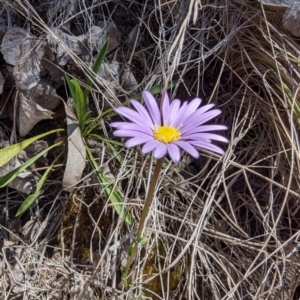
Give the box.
[0,0,300,299]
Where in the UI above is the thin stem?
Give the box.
[123,157,165,287]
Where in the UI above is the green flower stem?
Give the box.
[123,156,165,286]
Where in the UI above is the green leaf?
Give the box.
[0,129,64,167]
[128,244,134,256]
[0,142,62,188]
[139,236,148,244]
[15,149,65,217]
[84,40,109,101]
[82,110,93,124]
[64,73,76,101]
[86,147,132,224]
[72,79,85,128]
[65,74,87,130]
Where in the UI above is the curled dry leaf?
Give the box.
[120,65,138,90]
[102,22,122,52]
[13,38,47,90]
[98,60,137,91]
[48,23,121,67]
[41,45,64,87]
[62,100,86,192]
[17,91,54,137]
[17,80,62,137]
[98,60,120,83]
[88,25,106,51]
[1,27,29,65]
[21,140,48,160]
[47,0,77,22]
[89,23,121,52]
[48,28,88,66]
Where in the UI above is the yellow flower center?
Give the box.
[153,126,181,144]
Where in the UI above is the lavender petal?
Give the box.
[185,125,228,133]
[161,90,170,125]
[130,100,154,129]
[171,101,188,127]
[173,98,202,127]
[113,130,151,138]
[183,133,229,143]
[167,144,181,163]
[174,141,200,158]
[142,91,161,126]
[115,106,153,128]
[168,99,181,125]
[111,123,153,135]
[181,109,222,135]
[125,136,153,148]
[189,140,225,155]
[154,143,167,159]
[142,140,161,153]
[180,104,215,129]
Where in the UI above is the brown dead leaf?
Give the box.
[98,60,137,90]
[62,100,86,192]
[88,25,106,51]
[41,45,64,87]
[88,23,121,53]
[98,61,120,83]
[1,27,29,65]
[17,91,53,137]
[120,65,138,90]
[13,38,47,90]
[17,80,62,136]
[103,22,122,52]
[48,28,88,66]
[22,140,48,159]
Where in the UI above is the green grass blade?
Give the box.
[0,142,62,188]
[84,40,109,101]
[0,128,64,167]
[70,78,85,129]
[15,149,65,216]
[65,73,76,101]
[65,73,86,130]
[86,147,132,224]
[81,111,94,127]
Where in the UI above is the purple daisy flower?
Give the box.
[111,90,228,163]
